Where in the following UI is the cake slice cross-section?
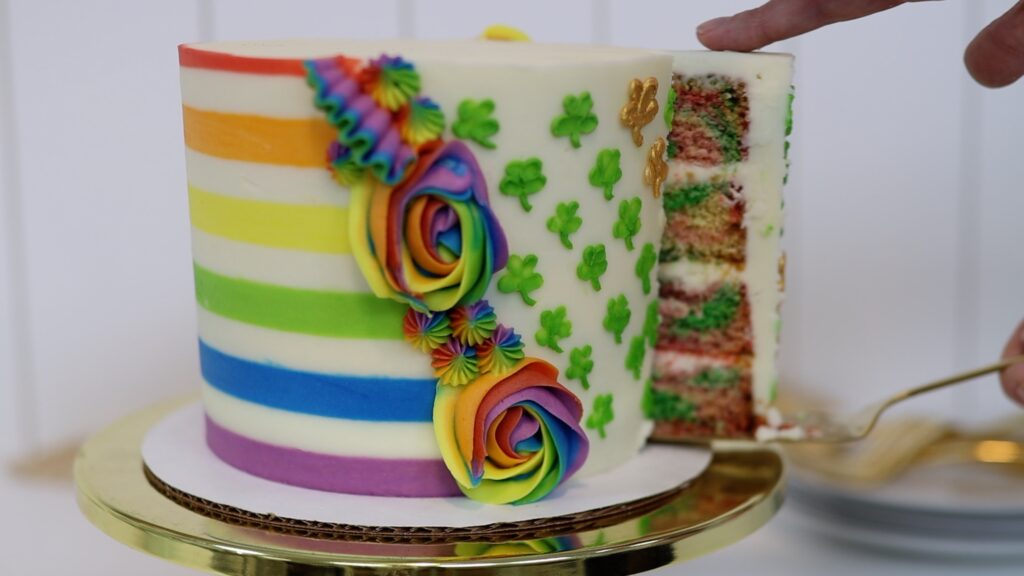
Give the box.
[648,52,793,439]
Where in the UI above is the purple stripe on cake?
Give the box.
[205,415,462,497]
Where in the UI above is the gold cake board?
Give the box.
[75,398,784,575]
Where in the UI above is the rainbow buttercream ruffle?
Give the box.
[349,140,509,312]
[433,358,589,505]
[306,57,418,186]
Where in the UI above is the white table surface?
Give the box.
[1,468,1019,576]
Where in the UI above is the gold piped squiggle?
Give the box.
[620,77,660,147]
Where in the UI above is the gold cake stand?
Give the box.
[75,399,784,575]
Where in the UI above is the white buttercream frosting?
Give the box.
[182,39,672,479]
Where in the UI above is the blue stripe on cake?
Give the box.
[198,340,436,422]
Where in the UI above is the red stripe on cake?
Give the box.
[179,44,307,76]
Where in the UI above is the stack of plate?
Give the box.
[787,459,1024,558]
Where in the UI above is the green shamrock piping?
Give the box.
[586,394,615,439]
[499,158,547,212]
[643,300,660,347]
[613,197,643,251]
[664,87,677,129]
[576,244,608,292]
[546,201,582,250]
[536,305,572,354]
[566,344,594,390]
[551,91,598,148]
[589,148,622,201]
[496,253,544,306]
[625,335,646,380]
[452,98,500,149]
[603,294,631,344]
[635,242,657,295]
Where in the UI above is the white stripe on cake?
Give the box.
[185,149,347,206]
[204,384,441,459]
[191,230,369,293]
[181,67,320,118]
[197,308,432,378]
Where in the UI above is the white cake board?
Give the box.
[142,403,712,528]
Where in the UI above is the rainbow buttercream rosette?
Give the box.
[308,51,588,505]
[433,358,589,504]
[349,139,509,312]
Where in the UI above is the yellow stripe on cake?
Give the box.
[183,106,334,167]
[188,185,350,254]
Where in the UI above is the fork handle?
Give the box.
[903,354,1024,399]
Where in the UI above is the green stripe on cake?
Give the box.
[193,264,406,339]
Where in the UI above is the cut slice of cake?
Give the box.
[648,52,793,439]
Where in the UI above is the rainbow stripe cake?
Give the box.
[648,53,793,439]
[179,39,671,503]
[178,40,792,504]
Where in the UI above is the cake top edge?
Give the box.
[179,38,676,66]
[668,50,794,62]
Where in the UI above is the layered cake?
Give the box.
[647,53,793,439]
[179,39,671,504]
[179,39,793,504]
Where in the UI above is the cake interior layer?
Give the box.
[657,278,753,357]
[647,354,753,437]
[652,275,756,438]
[661,176,746,265]
[667,72,750,167]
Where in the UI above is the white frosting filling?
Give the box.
[654,349,736,375]
[658,259,742,293]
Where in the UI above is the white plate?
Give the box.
[790,459,1024,518]
[788,460,1024,558]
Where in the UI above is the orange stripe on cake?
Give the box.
[179,45,307,76]
[182,106,334,167]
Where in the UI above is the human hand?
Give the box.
[1001,319,1024,406]
[697,0,1024,88]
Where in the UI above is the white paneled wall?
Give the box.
[796,0,966,416]
[209,0,402,40]
[6,0,204,453]
[413,0,595,42]
[972,0,1024,423]
[0,0,24,459]
[1,0,1021,458]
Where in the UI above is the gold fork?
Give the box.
[766,354,1024,443]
